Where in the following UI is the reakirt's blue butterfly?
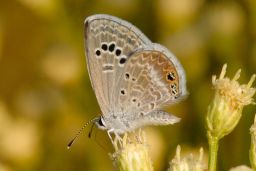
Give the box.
[68,14,187,147]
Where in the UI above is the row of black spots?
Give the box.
[105,43,126,64]
[94,42,122,56]
[95,42,127,65]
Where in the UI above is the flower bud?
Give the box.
[111,130,153,171]
[206,64,256,139]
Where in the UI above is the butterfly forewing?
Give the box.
[115,44,187,117]
[84,14,152,115]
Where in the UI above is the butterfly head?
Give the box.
[95,116,107,130]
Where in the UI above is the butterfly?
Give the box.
[68,14,187,147]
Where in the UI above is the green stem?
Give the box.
[250,136,256,170]
[207,132,219,171]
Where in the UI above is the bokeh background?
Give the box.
[0,0,256,170]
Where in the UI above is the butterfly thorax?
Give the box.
[95,114,134,134]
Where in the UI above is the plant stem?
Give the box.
[207,132,219,171]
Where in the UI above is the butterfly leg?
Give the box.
[114,132,123,145]
[107,129,115,144]
[107,129,123,147]
[135,129,143,143]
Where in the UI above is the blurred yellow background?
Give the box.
[0,0,255,170]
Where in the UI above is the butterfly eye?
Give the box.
[98,117,105,127]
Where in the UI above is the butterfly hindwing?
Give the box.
[115,44,187,117]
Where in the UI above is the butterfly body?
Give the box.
[84,14,187,136]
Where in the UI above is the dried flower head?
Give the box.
[168,145,206,171]
[206,64,256,139]
[111,130,153,171]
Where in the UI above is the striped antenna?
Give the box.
[67,117,99,149]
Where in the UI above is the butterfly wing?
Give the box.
[115,43,187,118]
[84,14,152,115]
